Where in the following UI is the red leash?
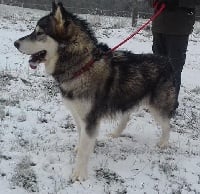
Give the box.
[72,3,166,79]
[108,3,166,53]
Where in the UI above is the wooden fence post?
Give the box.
[132,0,138,27]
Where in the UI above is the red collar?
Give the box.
[71,49,112,80]
[71,58,95,79]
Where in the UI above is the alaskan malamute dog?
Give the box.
[14,2,177,181]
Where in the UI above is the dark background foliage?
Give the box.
[0,0,199,20]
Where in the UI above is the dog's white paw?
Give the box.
[107,132,120,138]
[157,140,169,149]
[71,167,88,182]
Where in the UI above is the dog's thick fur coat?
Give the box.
[14,2,177,181]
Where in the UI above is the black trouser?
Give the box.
[152,32,189,97]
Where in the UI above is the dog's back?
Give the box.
[91,51,177,117]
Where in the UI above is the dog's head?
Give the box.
[14,2,74,70]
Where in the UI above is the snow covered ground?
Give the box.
[0,4,200,194]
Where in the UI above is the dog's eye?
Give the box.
[36,31,44,36]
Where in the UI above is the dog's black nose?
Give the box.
[14,41,20,49]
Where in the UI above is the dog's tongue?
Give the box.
[29,60,39,69]
[28,50,46,69]
[29,56,39,69]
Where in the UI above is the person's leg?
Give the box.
[165,34,189,96]
[152,32,167,56]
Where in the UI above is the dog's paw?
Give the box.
[157,140,169,149]
[71,167,88,182]
[107,132,120,138]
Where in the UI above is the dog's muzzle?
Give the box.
[14,40,47,70]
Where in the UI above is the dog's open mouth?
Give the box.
[28,50,47,69]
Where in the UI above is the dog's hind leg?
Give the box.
[109,113,130,138]
[149,77,176,148]
[149,107,171,148]
[156,117,171,148]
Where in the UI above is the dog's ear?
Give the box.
[53,2,65,25]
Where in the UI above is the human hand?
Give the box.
[156,0,178,9]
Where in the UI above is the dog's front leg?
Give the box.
[70,109,82,153]
[71,121,97,182]
[63,100,82,153]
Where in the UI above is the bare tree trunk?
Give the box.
[132,0,138,27]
